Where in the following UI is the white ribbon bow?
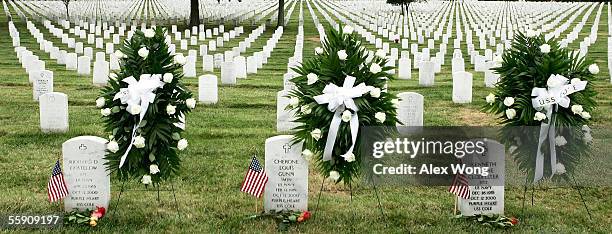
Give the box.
[313,75,373,161]
[530,74,587,183]
[113,74,164,168]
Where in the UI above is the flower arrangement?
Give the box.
[287,24,399,184]
[483,30,597,182]
[97,28,194,185]
[64,206,106,227]
[248,210,312,231]
[454,214,518,229]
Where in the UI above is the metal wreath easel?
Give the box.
[520,173,593,220]
[312,172,387,226]
[110,179,181,218]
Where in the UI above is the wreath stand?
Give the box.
[312,173,386,227]
[520,173,592,220]
[110,179,181,218]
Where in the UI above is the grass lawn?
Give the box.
[0,0,610,233]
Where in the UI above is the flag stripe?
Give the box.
[48,160,69,202]
[240,156,268,197]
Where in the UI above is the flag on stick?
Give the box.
[449,171,470,200]
[240,156,268,198]
[47,160,69,202]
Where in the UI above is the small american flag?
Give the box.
[240,156,268,198]
[449,171,471,200]
[47,160,69,202]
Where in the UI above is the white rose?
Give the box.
[588,64,599,74]
[375,49,386,58]
[114,50,125,58]
[177,138,188,150]
[342,152,356,162]
[375,112,386,123]
[138,47,149,58]
[503,97,514,107]
[370,88,381,98]
[186,98,196,109]
[337,50,348,60]
[301,149,313,161]
[300,105,311,114]
[101,108,111,116]
[141,175,152,185]
[163,73,174,83]
[174,54,186,65]
[96,97,105,108]
[289,97,299,108]
[485,93,496,105]
[128,104,142,115]
[328,171,340,181]
[106,140,119,153]
[570,78,582,85]
[583,132,593,143]
[571,105,583,115]
[555,163,566,175]
[580,111,591,119]
[341,110,352,122]
[133,135,146,148]
[143,29,155,38]
[166,104,176,115]
[342,25,354,34]
[505,108,516,119]
[149,164,160,174]
[534,112,547,121]
[307,73,318,85]
[311,129,322,141]
[547,74,567,88]
[315,47,324,55]
[539,44,551,54]
[555,136,567,146]
[582,125,591,133]
[370,63,382,73]
[526,29,537,38]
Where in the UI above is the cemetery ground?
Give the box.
[1,1,611,233]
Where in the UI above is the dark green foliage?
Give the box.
[482,32,597,182]
[99,27,193,185]
[288,25,399,184]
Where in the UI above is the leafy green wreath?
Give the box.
[288,25,399,184]
[482,30,598,182]
[96,28,195,185]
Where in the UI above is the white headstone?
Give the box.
[77,56,91,75]
[396,92,424,127]
[198,74,218,104]
[63,136,111,211]
[93,60,110,86]
[33,70,53,101]
[39,92,69,133]
[397,58,412,79]
[452,71,473,103]
[418,61,435,86]
[220,61,236,85]
[264,135,308,212]
[277,90,299,132]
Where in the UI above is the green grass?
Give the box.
[0,1,610,233]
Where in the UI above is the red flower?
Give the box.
[91,206,106,219]
[301,211,311,220]
[510,217,519,225]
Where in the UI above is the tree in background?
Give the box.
[61,0,74,19]
[386,0,420,15]
[278,0,285,27]
[190,0,200,27]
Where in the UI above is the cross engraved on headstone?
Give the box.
[283,143,291,154]
[79,144,87,151]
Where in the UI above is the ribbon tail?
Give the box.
[118,122,139,168]
[345,113,359,154]
[533,122,548,183]
[322,109,343,161]
[549,106,557,178]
